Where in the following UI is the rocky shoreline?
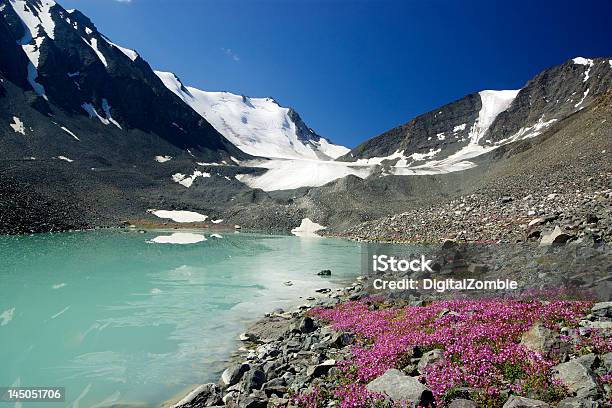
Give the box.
[171,239,611,408]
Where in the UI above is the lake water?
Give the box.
[0,230,367,407]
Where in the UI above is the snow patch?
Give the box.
[82,37,108,67]
[56,155,73,162]
[291,218,326,237]
[10,116,25,134]
[503,116,558,143]
[572,57,594,82]
[60,126,80,140]
[468,90,520,144]
[81,101,120,128]
[10,0,56,40]
[102,99,121,128]
[155,155,172,163]
[211,219,224,224]
[210,234,223,239]
[574,89,590,108]
[148,210,208,223]
[172,170,211,188]
[572,57,593,66]
[453,123,466,132]
[236,158,372,191]
[103,35,138,61]
[150,233,206,245]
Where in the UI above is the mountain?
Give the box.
[233,57,611,191]
[340,57,612,172]
[155,71,349,160]
[0,0,244,159]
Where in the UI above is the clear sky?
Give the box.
[58,0,612,148]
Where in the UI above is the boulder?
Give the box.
[306,359,335,378]
[591,302,612,319]
[366,369,434,406]
[317,269,332,276]
[220,363,250,388]
[242,367,266,392]
[502,396,550,407]
[557,397,600,408]
[553,358,601,398]
[239,332,259,342]
[237,390,268,408]
[540,226,573,246]
[330,332,354,348]
[293,317,316,334]
[173,383,222,407]
[520,322,567,357]
[417,349,444,374]
[448,399,478,408]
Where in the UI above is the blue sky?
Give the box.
[59,0,612,148]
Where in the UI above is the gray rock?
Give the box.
[557,397,600,408]
[502,396,550,407]
[330,332,354,348]
[173,383,222,407]
[448,398,478,408]
[580,321,612,331]
[366,369,434,406]
[540,226,573,246]
[417,349,444,374]
[317,269,332,276]
[297,317,317,333]
[553,359,601,398]
[236,390,268,408]
[262,378,288,397]
[591,302,612,318]
[520,322,567,357]
[242,367,266,392]
[239,332,259,342]
[220,363,250,388]
[315,297,340,308]
[601,352,612,371]
[573,354,599,370]
[306,359,335,378]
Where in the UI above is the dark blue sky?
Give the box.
[59,0,612,147]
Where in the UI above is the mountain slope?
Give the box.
[155,71,349,160]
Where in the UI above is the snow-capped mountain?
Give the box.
[0,0,243,161]
[233,57,612,191]
[155,71,349,160]
[342,57,612,169]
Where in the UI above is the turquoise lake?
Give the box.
[0,230,367,407]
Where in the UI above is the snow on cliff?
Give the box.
[154,71,349,160]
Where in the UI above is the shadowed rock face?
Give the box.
[340,92,482,161]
